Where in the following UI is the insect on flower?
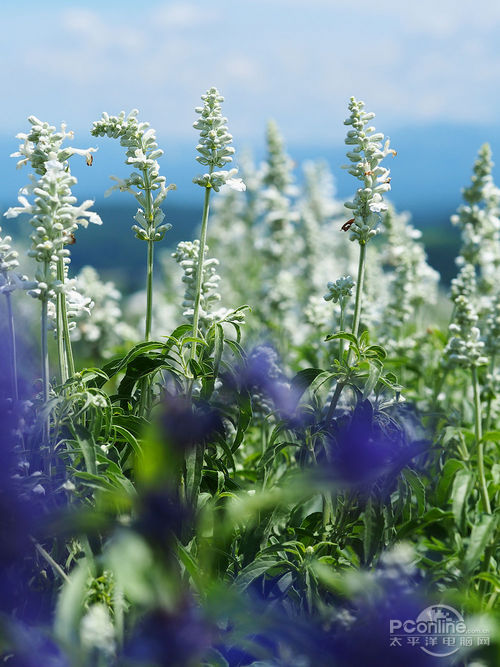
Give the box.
[341,218,355,232]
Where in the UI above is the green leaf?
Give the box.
[363,497,384,565]
[203,648,229,667]
[185,444,206,507]
[231,396,253,453]
[291,368,323,400]
[365,345,387,360]
[234,559,291,592]
[473,571,500,591]
[70,424,97,475]
[362,362,381,400]
[177,541,204,592]
[463,514,497,574]
[54,560,90,644]
[403,467,426,515]
[259,440,299,469]
[114,424,142,458]
[213,323,224,378]
[100,341,167,383]
[435,459,465,507]
[397,508,454,540]
[325,331,358,346]
[451,468,474,527]
[482,430,500,443]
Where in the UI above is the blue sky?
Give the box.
[3,0,500,141]
[2,1,500,207]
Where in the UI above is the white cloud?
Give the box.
[152,2,216,28]
[3,0,500,143]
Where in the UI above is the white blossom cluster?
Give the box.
[192,87,244,192]
[69,266,136,357]
[206,154,260,310]
[91,110,173,242]
[451,144,500,292]
[47,270,94,336]
[172,241,222,330]
[304,295,331,330]
[208,118,392,349]
[5,160,102,302]
[259,121,298,260]
[484,293,500,359]
[256,122,299,324]
[299,161,342,279]
[262,120,296,194]
[444,265,488,368]
[0,227,19,276]
[324,275,355,305]
[10,115,97,174]
[80,604,116,659]
[172,240,246,332]
[381,206,439,332]
[343,97,395,245]
[0,227,33,295]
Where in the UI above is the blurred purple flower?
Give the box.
[330,579,444,667]
[233,345,299,420]
[0,620,68,666]
[161,394,224,453]
[0,376,52,622]
[133,488,192,553]
[322,400,428,489]
[122,600,213,666]
[214,571,440,667]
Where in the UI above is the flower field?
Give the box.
[0,88,499,666]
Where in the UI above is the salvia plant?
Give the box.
[91,109,174,340]
[5,119,102,405]
[0,92,499,667]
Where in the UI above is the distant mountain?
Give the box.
[2,122,500,218]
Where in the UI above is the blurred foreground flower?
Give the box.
[122,600,212,667]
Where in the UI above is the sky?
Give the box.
[2,0,500,207]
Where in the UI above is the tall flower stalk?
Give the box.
[324,275,355,360]
[0,228,31,400]
[91,110,174,340]
[342,97,394,337]
[6,160,101,387]
[6,119,101,390]
[444,265,491,513]
[190,87,244,362]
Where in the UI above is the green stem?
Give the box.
[485,353,496,432]
[338,307,345,362]
[56,291,66,383]
[351,242,366,338]
[142,168,155,341]
[31,537,69,583]
[190,180,213,363]
[326,380,345,422]
[5,291,19,401]
[41,294,50,447]
[472,366,491,514]
[41,297,50,404]
[145,238,154,341]
[56,258,75,381]
[138,170,155,415]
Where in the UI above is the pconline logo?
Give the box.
[389,604,490,658]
